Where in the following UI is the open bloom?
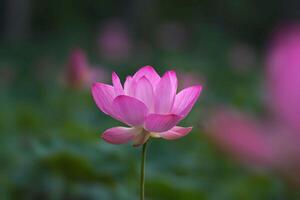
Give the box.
[92,66,202,146]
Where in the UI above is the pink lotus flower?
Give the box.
[207,23,300,187]
[92,66,202,146]
[64,48,107,89]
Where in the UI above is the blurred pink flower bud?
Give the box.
[208,23,300,187]
[207,109,273,167]
[92,66,202,146]
[208,109,300,186]
[266,24,300,132]
[97,20,132,61]
[65,48,107,89]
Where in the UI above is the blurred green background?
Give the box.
[1,0,299,199]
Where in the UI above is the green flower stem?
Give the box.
[140,141,148,200]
